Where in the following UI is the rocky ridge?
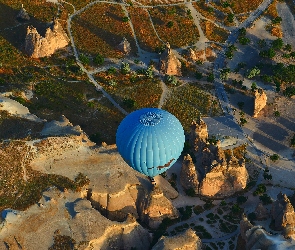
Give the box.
[25,18,69,58]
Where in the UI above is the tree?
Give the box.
[207,73,214,82]
[145,66,154,79]
[247,67,260,78]
[220,68,231,81]
[165,75,178,85]
[166,21,174,28]
[93,53,104,65]
[239,36,250,45]
[251,82,257,91]
[195,71,203,79]
[122,16,129,22]
[259,48,276,58]
[79,53,89,65]
[270,154,279,161]
[121,62,131,74]
[258,39,266,48]
[284,44,292,52]
[272,16,282,24]
[272,38,283,50]
[227,13,234,23]
[237,196,247,204]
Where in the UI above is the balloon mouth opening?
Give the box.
[139,112,163,126]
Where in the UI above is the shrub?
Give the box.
[284,44,292,52]
[145,66,154,79]
[107,67,117,75]
[121,62,131,75]
[93,53,104,65]
[123,98,136,108]
[259,194,272,205]
[239,36,250,45]
[165,75,178,85]
[207,73,214,82]
[270,154,279,161]
[195,71,203,79]
[247,67,260,79]
[253,184,266,196]
[227,13,234,23]
[291,134,295,147]
[166,21,174,28]
[274,110,280,117]
[237,196,247,204]
[240,118,247,125]
[272,38,283,50]
[122,16,129,22]
[272,16,282,24]
[79,53,90,65]
[259,48,276,58]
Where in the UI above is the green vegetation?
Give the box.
[259,193,273,205]
[253,184,266,196]
[93,53,104,65]
[237,195,247,204]
[220,68,231,81]
[270,154,280,161]
[263,167,272,180]
[291,134,295,147]
[247,67,260,79]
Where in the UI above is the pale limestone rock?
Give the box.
[255,202,269,220]
[159,42,182,76]
[199,156,248,197]
[180,154,199,194]
[253,88,267,118]
[152,229,202,250]
[189,118,208,153]
[271,192,295,231]
[118,37,131,54]
[138,186,179,229]
[240,215,253,241]
[187,48,197,61]
[0,188,151,250]
[25,18,69,58]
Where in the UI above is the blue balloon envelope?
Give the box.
[116,108,185,177]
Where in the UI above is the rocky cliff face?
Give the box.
[138,186,179,229]
[159,42,182,76]
[25,18,69,58]
[118,37,131,54]
[17,5,30,21]
[253,88,267,118]
[271,192,295,231]
[189,118,208,153]
[0,188,151,250]
[180,154,199,194]
[152,229,202,250]
[199,156,248,197]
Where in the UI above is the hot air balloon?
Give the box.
[116,108,185,178]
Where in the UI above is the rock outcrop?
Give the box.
[25,18,69,58]
[253,88,267,118]
[180,154,199,194]
[138,186,179,229]
[271,192,295,231]
[199,156,248,197]
[0,188,151,250]
[152,229,202,250]
[16,4,30,21]
[189,118,208,153]
[240,215,254,241]
[240,215,295,249]
[187,48,198,61]
[159,42,182,76]
[118,37,131,54]
[255,202,269,220]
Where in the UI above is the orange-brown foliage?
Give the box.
[200,20,229,43]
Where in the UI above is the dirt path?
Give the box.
[158,80,170,108]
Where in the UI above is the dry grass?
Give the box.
[264,0,279,18]
[192,1,218,22]
[71,3,136,58]
[0,140,89,212]
[200,20,229,43]
[148,5,199,48]
[228,0,263,14]
[94,70,162,112]
[162,83,221,131]
[127,6,162,52]
[224,144,247,161]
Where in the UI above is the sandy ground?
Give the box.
[0,95,44,122]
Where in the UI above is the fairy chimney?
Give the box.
[159,42,182,76]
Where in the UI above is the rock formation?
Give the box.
[271,192,295,231]
[118,37,131,54]
[16,4,30,21]
[199,156,248,197]
[240,215,295,249]
[152,229,202,250]
[180,154,199,194]
[25,18,69,58]
[0,188,151,249]
[240,215,253,241]
[159,42,182,76]
[189,118,208,153]
[187,48,197,61]
[253,88,267,118]
[255,202,269,220]
[138,186,179,229]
